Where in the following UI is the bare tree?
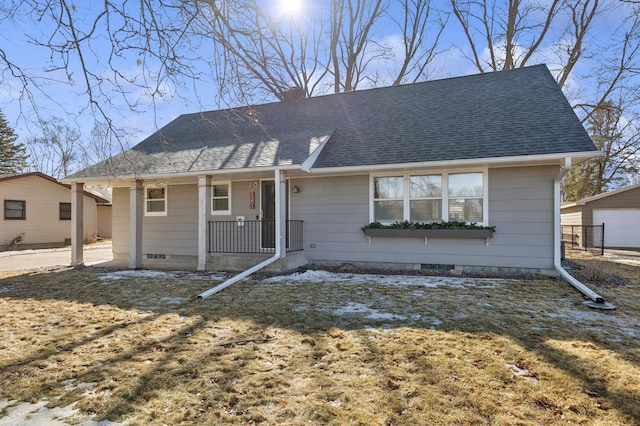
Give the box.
[563,99,640,200]
[2,0,638,187]
[389,0,449,85]
[176,0,448,101]
[1,1,205,158]
[26,118,82,178]
[449,0,602,84]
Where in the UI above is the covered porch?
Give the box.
[67,169,308,272]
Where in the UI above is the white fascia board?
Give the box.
[60,164,304,185]
[561,202,580,209]
[306,151,602,175]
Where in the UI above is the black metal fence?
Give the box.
[561,223,605,255]
[208,220,304,254]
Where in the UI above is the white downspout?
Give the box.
[554,157,614,309]
[198,169,286,299]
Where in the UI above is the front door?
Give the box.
[261,181,276,248]
[261,180,288,249]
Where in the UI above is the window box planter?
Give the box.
[362,228,494,239]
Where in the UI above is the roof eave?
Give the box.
[570,181,640,204]
[307,150,602,175]
[60,164,305,186]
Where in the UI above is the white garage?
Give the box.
[561,183,640,250]
[593,209,640,248]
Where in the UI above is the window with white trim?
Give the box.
[447,172,484,222]
[145,185,167,216]
[373,176,403,222]
[211,182,231,215]
[371,171,486,224]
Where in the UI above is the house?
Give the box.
[62,65,600,276]
[0,172,111,250]
[561,184,640,249]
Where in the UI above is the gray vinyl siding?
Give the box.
[294,166,556,272]
[291,175,369,259]
[112,184,199,259]
[110,165,558,272]
[144,184,198,256]
[1,175,99,248]
[111,187,129,259]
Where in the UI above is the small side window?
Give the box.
[60,202,72,220]
[145,185,167,216]
[211,182,231,215]
[4,200,26,220]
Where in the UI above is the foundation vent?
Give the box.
[146,254,166,260]
[421,264,454,272]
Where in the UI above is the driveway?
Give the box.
[604,249,640,266]
[0,243,114,272]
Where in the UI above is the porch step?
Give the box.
[207,251,307,273]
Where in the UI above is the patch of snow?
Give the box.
[505,364,538,382]
[528,299,640,340]
[136,296,186,311]
[98,270,172,280]
[329,400,342,408]
[0,287,10,294]
[0,399,126,426]
[264,270,512,289]
[331,302,408,321]
[603,253,640,266]
[159,297,184,305]
[97,270,225,281]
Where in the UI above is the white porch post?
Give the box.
[197,175,211,270]
[71,182,84,266]
[275,169,287,259]
[130,179,144,269]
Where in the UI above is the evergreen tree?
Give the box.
[0,109,28,174]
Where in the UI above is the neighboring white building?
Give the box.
[562,184,640,249]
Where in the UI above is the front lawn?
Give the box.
[0,252,638,425]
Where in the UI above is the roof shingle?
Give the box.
[69,64,596,179]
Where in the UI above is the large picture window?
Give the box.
[145,185,167,216]
[4,200,26,220]
[371,171,486,224]
[211,182,231,215]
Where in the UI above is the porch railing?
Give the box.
[208,220,304,254]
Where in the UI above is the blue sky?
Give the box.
[0,0,632,155]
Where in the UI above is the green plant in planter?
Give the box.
[361,220,496,232]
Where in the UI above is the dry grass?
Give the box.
[0,253,639,425]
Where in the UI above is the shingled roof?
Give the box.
[69,64,596,180]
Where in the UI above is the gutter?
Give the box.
[197,169,287,299]
[554,157,615,310]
